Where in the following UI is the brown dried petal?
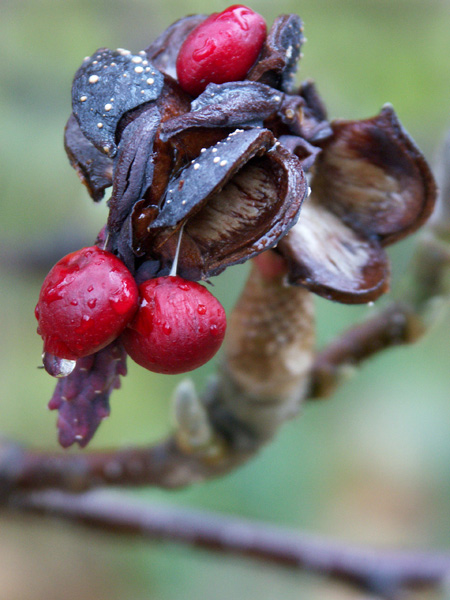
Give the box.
[156,144,307,280]
[312,105,437,245]
[145,14,208,80]
[278,198,390,303]
[160,82,287,141]
[64,114,113,201]
[107,105,161,236]
[247,14,304,93]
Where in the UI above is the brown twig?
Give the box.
[11,489,450,597]
[308,303,424,399]
[0,436,251,494]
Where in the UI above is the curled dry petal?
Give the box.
[312,105,437,245]
[161,82,288,140]
[278,135,321,171]
[153,142,307,280]
[298,80,333,142]
[247,14,304,93]
[145,15,208,80]
[64,114,113,201]
[48,340,127,448]
[72,48,164,157]
[278,198,390,303]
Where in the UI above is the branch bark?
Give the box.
[11,489,450,597]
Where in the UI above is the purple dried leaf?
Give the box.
[64,114,113,201]
[312,105,437,245]
[145,14,208,80]
[72,48,164,157]
[48,340,127,449]
[247,14,304,93]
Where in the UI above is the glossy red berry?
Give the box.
[176,5,266,96]
[35,246,139,360]
[121,276,227,374]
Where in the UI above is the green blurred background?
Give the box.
[1,0,450,598]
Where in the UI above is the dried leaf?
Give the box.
[247,14,304,93]
[72,48,164,157]
[312,105,437,245]
[278,198,390,303]
[48,340,127,448]
[64,114,113,201]
[145,14,208,80]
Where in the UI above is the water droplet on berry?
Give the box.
[87,285,94,292]
[42,352,77,378]
[210,324,219,336]
[192,38,217,62]
[178,283,190,291]
[70,299,78,306]
[162,322,172,335]
[197,304,207,315]
[87,298,97,309]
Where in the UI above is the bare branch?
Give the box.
[11,489,450,597]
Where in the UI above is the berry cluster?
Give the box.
[36,247,226,375]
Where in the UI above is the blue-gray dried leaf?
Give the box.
[72,48,164,157]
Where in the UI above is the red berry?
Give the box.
[176,5,266,96]
[35,246,139,360]
[121,276,227,374]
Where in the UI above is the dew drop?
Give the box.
[70,299,78,306]
[87,298,97,309]
[197,304,207,315]
[162,322,172,335]
[43,353,77,378]
[87,285,94,292]
[178,283,190,291]
[210,324,219,336]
